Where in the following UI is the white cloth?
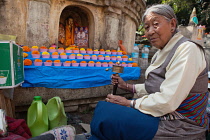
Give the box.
[134,32,207,117]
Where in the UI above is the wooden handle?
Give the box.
[112,73,119,95]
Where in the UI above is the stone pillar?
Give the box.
[26,0,51,46]
[121,15,137,54]
[103,6,122,50]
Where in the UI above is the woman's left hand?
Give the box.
[105,94,130,107]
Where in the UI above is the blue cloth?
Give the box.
[89,101,159,140]
[22,66,140,89]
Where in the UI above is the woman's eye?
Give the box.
[144,26,149,30]
[153,22,159,27]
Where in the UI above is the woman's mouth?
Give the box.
[150,38,157,43]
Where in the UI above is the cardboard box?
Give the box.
[0,41,24,88]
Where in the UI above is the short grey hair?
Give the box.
[142,4,178,27]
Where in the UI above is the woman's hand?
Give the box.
[111,74,126,89]
[106,94,130,107]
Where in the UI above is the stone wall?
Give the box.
[0,0,146,53]
[0,0,28,44]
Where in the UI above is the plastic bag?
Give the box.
[0,34,16,41]
[0,109,8,137]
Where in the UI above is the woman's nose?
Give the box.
[147,26,155,35]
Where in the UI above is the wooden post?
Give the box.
[0,90,15,118]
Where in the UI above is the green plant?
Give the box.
[136,23,145,36]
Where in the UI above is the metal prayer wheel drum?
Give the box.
[112,65,124,74]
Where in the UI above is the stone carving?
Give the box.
[125,0,132,3]
[110,0,124,9]
[131,1,137,8]
[137,5,141,12]
[29,0,51,4]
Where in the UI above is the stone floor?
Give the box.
[67,111,94,134]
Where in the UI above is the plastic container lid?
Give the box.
[33,96,42,101]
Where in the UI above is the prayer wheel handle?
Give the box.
[112,73,119,95]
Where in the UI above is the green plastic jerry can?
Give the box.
[27,96,48,137]
[46,96,67,130]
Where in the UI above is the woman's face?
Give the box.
[144,12,176,49]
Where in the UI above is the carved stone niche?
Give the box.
[60,6,88,27]
[58,6,89,48]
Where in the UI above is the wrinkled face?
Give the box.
[144,12,176,49]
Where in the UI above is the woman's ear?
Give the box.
[170,18,177,32]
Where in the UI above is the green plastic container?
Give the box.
[27,96,48,137]
[46,96,67,130]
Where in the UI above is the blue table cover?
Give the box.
[22,66,140,89]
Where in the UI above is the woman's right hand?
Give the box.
[111,74,126,89]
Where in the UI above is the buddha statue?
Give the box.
[64,18,75,46]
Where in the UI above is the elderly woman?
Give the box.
[89,4,209,140]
